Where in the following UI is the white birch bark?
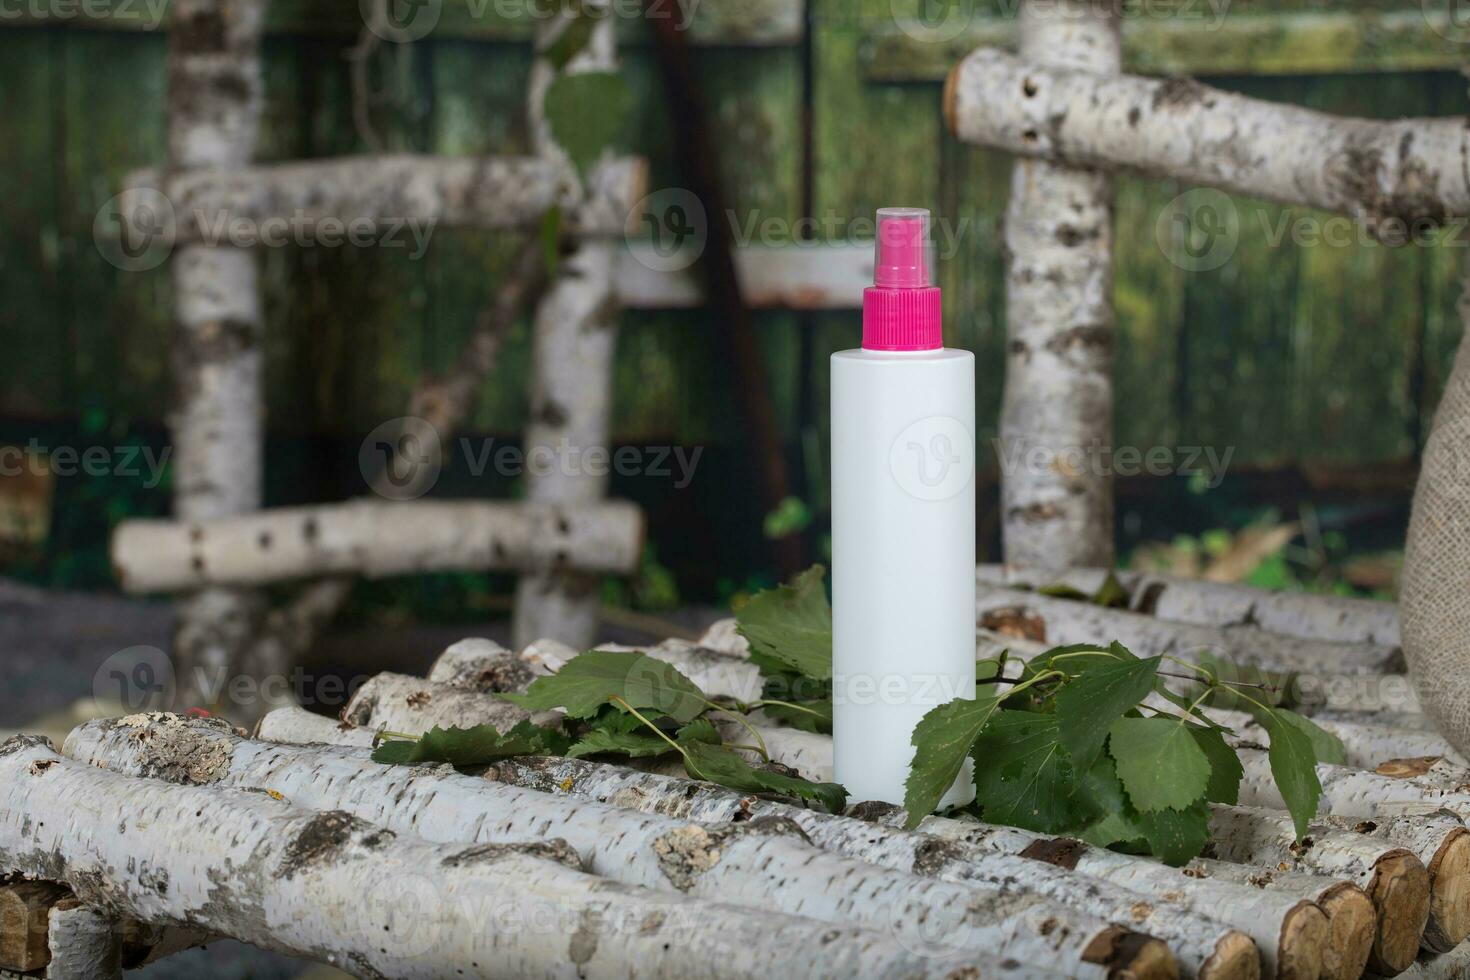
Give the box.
[997,0,1119,571]
[945,48,1470,241]
[123,153,644,242]
[254,715,1249,979]
[1173,864,1375,980]
[513,9,625,652]
[697,618,750,656]
[65,716,1167,979]
[44,901,121,980]
[977,583,1402,675]
[113,499,643,591]
[256,704,377,748]
[974,565,1401,647]
[340,673,558,734]
[430,636,765,704]
[3,736,990,980]
[1206,706,1463,770]
[166,0,269,723]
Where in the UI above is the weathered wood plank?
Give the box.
[0,33,66,420]
[865,10,1470,82]
[0,0,804,45]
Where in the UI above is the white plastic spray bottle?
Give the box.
[831,207,976,807]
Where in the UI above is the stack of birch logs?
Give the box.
[7,573,1470,979]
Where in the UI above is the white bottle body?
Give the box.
[831,347,976,807]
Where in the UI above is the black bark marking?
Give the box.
[1020,837,1087,870]
[912,838,969,877]
[279,811,369,880]
[538,399,569,429]
[1151,77,1205,111]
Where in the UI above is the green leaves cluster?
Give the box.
[371,646,847,813]
[904,640,1344,863]
[731,566,1344,866]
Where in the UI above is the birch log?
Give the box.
[0,881,66,973]
[490,636,765,704]
[255,711,1254,979]
[1205,805,1431,973]
[257,704,376,748]
[44,900,121,980]
[66,717,1168,978]
[976,583,1402,675]
[165,0,268,722]
[1171,864,1374,980]
[123,153,644,242]
[974,566,1402,648]
[1207,707,1464,770]
[2,737,990,979]
[113,499,643,591]
[513,9,624,652]
[944,47,1470,241]
[996,0,1119,570]
[728,716,1423,976]
[341,673,558,733]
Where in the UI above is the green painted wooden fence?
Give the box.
[1,0,1465,587]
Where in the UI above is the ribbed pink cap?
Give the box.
[863,208,942,350]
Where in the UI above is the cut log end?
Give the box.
[1199,930,1262,980]
[1081,926,1178,980]
[1275,901,1327,980]
[1423,827,1470,953]
[1316,882,1376,980]
[1366,851,1433,975]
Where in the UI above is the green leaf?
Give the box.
[1107,716,1211,812]
[735,565,832,681]
[1189,725,1244,805]
[543,72,631,176]
[682,741,847,813]
[542,9,596,70]
[501,650,708,723]
[759,699,833,734]
[1038,583,1089,600]
[903,693,1003,829]
[1271,709,1346,766]
[1077,755,1148,848]
[1258,707,1323,839]
[1055,656,1160,771]
[1092,572,1131,609]
[675,717,721,745]
[371,721,573,767]
[763,496,812,540]
[971,711,1099,833]
[1134,799,1212,865]
[566,728,674,759]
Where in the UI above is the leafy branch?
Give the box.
[734,566,1345,865]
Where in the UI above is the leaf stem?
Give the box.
[372,730,421,746]
[702,698,769,761]
[610,696,690,763]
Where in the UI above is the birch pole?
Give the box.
[996,0,1120,571]
[3,737,993,980]
[66,716,1171,979]
[513,8,623,651]
[165,0,269,717]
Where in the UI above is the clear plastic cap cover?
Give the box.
[873,207,934,288]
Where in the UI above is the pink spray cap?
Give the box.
[863,207,942,350]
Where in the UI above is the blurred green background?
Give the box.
[2,0,1465,619]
